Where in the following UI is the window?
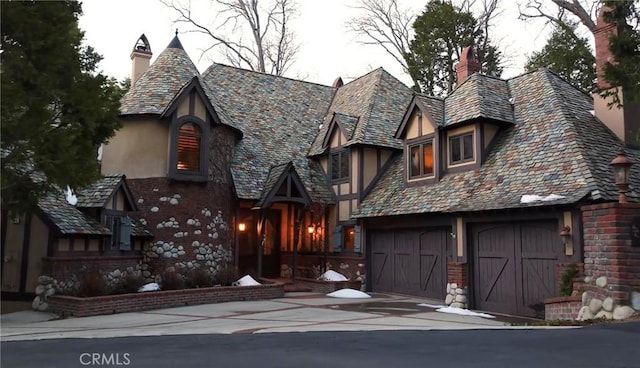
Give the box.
[330,150,349,181]
[450,133,474,165]
[104,215,132,251]
[408,140,434,179]
[343,226,355,251]
[177,122,201,172]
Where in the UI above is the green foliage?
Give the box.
[213,265,239,286]
[1,1,125,214]
[600,0,640,107]
[525,21,596,93]
[560,263,580,297]
[110,270,147,295]
[75,268,109,297]
[159,268,185,290]
[185,268,214,288]
[407,0,503,96]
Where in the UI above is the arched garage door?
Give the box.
[471,221,561,318]
[370,228,450,300]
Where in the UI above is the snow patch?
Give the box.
[435,306,495,319]
[138,283,160,292]
[65,186,77,206]
[417,303,446,309]
[234,275,261,286]
[520,194,566,204]
[327,288,371,299]
[318,270,348,282]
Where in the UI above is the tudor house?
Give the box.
[4,8,638,317]
[98,7,639,317]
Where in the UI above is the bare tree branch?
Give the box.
[160,0,298,76]
[519,0,598,32]
[348,0,415,74]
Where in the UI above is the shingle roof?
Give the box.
[309,68,414,155]
[39,196,111,235]
[415,95,444,126]
[334,113,359,140]
[443,73,514,126]
[120,36,200,116]
[75,175,123,208]
[202,64,336,200]
[38,176,154,236]
[354,69,640,218]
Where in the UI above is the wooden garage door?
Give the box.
[472,221,560,317]
[370,228,449,299]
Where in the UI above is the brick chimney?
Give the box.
[130,34,152,86]
[592,6,640,147]
[456,46,481,85]
[332,77,344,88]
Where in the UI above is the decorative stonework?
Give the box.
[577,275,638,321]
[445,283,468,309]
[32,276,56,312]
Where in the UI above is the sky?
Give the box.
[78,0,557,87]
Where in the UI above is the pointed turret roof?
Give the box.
[120,35,199,115]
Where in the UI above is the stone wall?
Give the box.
[128,178,235,279]
[577,203,640,320]
[446,262,468,308]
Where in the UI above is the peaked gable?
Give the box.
[256,162,313,208]
[75,175,138,212]
[395,95,441,139]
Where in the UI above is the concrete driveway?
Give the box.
[0,292,565,341]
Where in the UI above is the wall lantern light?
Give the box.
[611,149,634,204]
[238,222,246,232]
[307,226,315,234]
[559,226,572,244]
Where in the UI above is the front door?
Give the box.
[261,210,281,278]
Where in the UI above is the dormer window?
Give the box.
[449,132,474,165]
[409,140,434,179]
[177,122,201,171]
[330,149,349,181]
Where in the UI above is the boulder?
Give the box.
[602,297,614,312]
[596,276,607,288]
[613,306,635,320]
[577,306,593,321]
[632,291,640,311]
[594,310,613,320]
[445,294,454,305]
[588,298,603,314]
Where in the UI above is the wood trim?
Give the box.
[19,214,32,293]
[362,152,398,199]
[1,210,7,283]
[189,90,196,116]
[357,147,364,202]
[395,98,440,139]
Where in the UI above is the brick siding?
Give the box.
[544,296,582,320]
[48,282,284,317]
[581,203,640,305]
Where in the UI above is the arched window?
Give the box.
[176,122,201,172]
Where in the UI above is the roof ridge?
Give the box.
[350,68,384,142]
[202,63,335,90]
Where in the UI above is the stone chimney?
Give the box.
[130,34,152,86]
[456,46,481,85]
[592,6,640,147]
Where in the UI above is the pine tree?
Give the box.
[525,21,596,93]
[407,0,503,96]
[1,1,125,213]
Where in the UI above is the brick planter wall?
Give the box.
[48,282,284,318]
[555,262,585,296]
[544,296,582,320]
[280,254,365,281]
